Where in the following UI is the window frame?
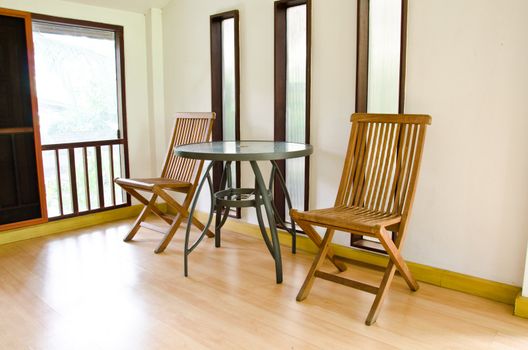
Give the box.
[274,0,312,223]
[31,13,131,220]
[353,0,408,251]
[210,10,241,218]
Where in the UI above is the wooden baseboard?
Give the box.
[195,212,521,306]
[0,204,145,246]
[514,293,528,318]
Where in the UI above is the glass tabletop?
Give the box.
[174,140,313,161]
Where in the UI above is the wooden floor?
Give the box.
[0,218,527,349]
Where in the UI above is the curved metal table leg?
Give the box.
[254,184,274,256]
[184,161,215,277]
[215,161,233,247]
[250,161,283,284]
[270,160,297,254]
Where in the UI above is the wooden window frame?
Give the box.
[352,0,408,251]
[274,0,312,224]
[30,13,131,220]
[210,10,241,218]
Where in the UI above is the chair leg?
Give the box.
[293,215,347,272]
[154,188,215,239]
[364,228,419,325]
[296,228,336,301]
[365,261,397,325]
[376,228,419,291]
[124,193,158,242]
[125,187,172,224]
[155,212,185,254]
[191,216,215,238]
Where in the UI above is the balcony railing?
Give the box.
[41,139,130,220]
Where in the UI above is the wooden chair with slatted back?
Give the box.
[115,112,215,254]
[292,113,431,325]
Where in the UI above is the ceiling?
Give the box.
[63,0,171,13]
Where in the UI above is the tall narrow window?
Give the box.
[356,0,407,114]
[354,0,408,252]
[274,0,311,223]
[32,15,130,219]
[210,10,240,218]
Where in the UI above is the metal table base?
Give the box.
[183,160,297,284]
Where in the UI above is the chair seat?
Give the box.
[115,177,192,191]
[291,206,401,234]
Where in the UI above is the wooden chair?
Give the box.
[115,112,215,253]
[292,113,431,325]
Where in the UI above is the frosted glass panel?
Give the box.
[222,18,236,142]
[222,18,237,188]
[286,5,307,215]
[367,0,402,113]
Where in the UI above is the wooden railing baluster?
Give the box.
[68,148,78,215]
[109,145,115,206]
[95,146,104,208]
[83,147,91,211]
[55,149,63,216]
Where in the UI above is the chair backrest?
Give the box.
[336,113,431,217]
[161,112,215,184]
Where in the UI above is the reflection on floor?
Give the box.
[0,218,527,349]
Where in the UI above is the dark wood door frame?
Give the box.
[210,10,241,218]
[0,8,48,231]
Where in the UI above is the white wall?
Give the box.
[161,0,528,287]
[404,0,528,286]
[146,8,166,173]
[0,0,154,179]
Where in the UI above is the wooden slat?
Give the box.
[41,138,125,151]
[377,123,400,212]
[55,149,63,216]
[401,125,428,216]
[345,123,366,205]
[352,113,431,124]
[83,147,91,211]
[365,122,389,208]
[392,124,413,213]
[314,270,379,295]
[335,122,359,206]
[397,124,418,212]
[0,127,33,135]
[351,123,371,206]
[68,148,78,214]
[95,146,104,208]
[109,145,115,206]
[386,124,408,213]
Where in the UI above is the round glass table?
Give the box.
[174,140,313,284]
